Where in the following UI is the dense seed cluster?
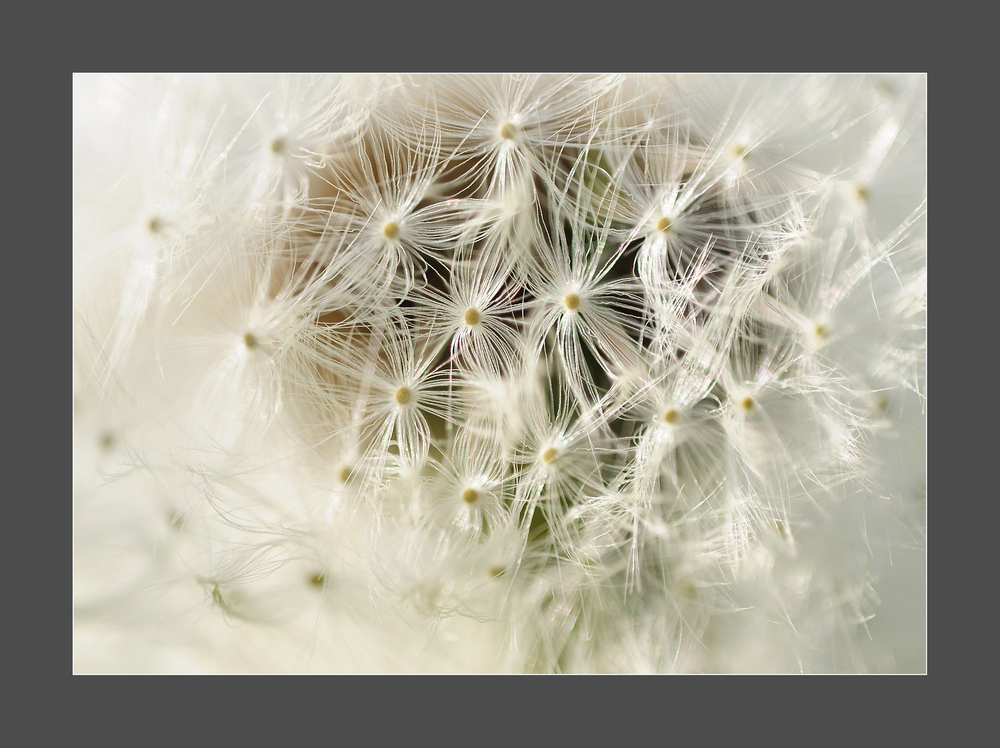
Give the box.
[74,74,926,673]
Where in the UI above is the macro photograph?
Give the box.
[73,73,926,674]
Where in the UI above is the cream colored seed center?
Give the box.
[464,308,481,326]
[656,216,673,233]
[461,487,479,504]
[499,122,517,140]
[383,221,400,240]
[395,387,412,405]
[563,292,581,311]
[541,446,559,464]
[662,408,679,424]
[739,395,756,412]
[242,332,258,349]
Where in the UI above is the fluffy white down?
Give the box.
[74,74,926,674]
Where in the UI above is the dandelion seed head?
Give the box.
[74,73,926,675]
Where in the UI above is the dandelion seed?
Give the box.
[308,571,326,587]
[807,321,830,348]
[382,221,401,240]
